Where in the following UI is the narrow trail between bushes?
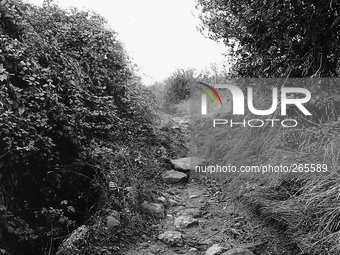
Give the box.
[124,115,297,255]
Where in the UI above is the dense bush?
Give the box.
[0,0,157,253]
[160,69,194,113]
[197,0,340,78]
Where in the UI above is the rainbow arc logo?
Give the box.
[196,82,222,106]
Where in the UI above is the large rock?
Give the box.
[56,225,88,255]
[106,216,120,228]
[142,202,165,218]
[221,248,254,255]
[186,248,198,255]
[158,230,184,246]
[174,216,198,229]
[170,157,208,174]
[206,244,226,255]
[106,211,120,229]
[162,170,188,184]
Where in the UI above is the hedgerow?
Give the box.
[0,0,158,253]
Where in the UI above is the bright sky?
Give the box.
[24,0,229,85]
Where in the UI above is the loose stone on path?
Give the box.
[141,202,165,219]
[158,230,184,247]
[162,170,188,184]
[206,244,227,255]
[170,157,208,175]
[221,248,255,255]
[174,215,199,229]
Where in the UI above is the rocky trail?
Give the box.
[124,116,294,255]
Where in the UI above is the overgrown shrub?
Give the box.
[162,69,194,113]
[0,0,157,253]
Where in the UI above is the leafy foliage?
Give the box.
[196,0,340,77]
[161,69,194,113]
[0,0,157,253]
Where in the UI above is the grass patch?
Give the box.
[190,78,340,254]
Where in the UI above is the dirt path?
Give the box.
[125,177,296,254]
[124,115,294,255]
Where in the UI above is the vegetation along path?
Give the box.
[124,116,298,255]
[2,1,340,254]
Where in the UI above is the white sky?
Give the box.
[24,0,229,85]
